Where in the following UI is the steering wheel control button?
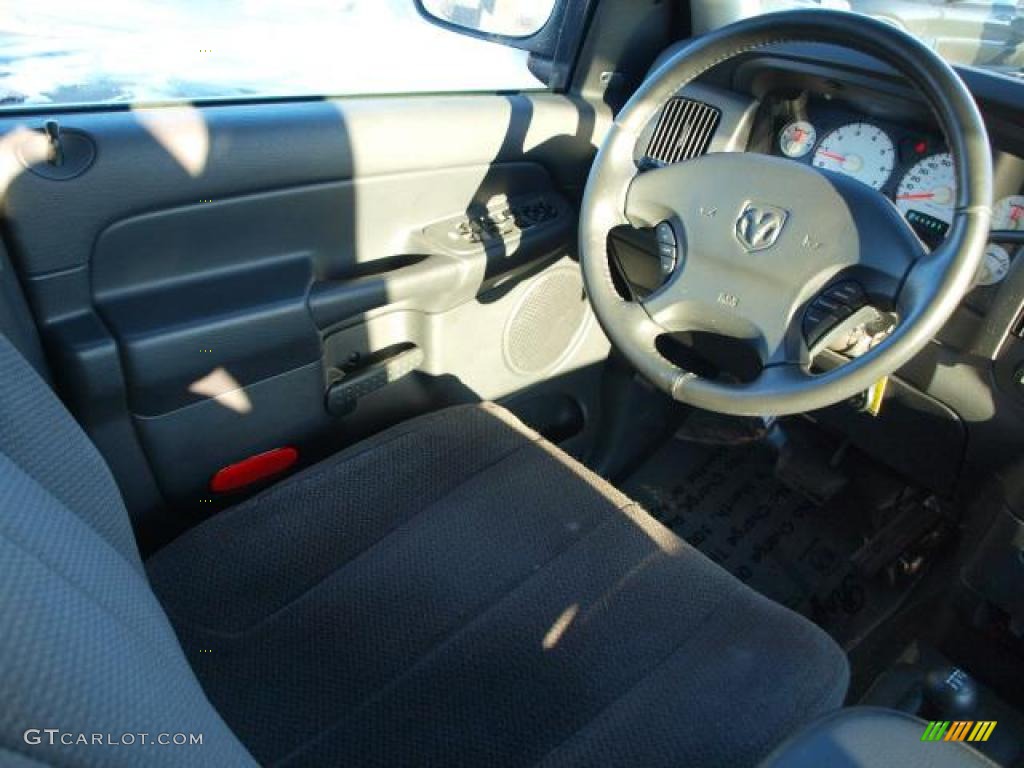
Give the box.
[657,244,677,275]
[656,222,678,275]
[802,281,867,347]
[828,282,866,304]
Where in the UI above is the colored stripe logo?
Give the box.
[921,721,997,742]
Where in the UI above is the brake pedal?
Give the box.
[770,421,849,505]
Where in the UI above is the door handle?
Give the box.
[325,345,424,415]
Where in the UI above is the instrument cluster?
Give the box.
[772,102,1023,290]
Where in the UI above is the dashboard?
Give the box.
[612,42,1024,496]
[765,96,1024,301]
[624,46,1024,311]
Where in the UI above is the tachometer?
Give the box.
[812,122,894,189]
[779,121,816,158]
[993,195,1024,231]
[895,152,955,241]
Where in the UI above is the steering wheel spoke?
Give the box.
[642,267,809,377]
[639,287,702,335]
[895,240,973,316]
[623,164,684,228]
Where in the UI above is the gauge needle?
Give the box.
[1012,206,1023,221]
[818,150,846,162]
[896,192,935,200]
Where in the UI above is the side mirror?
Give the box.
[418,0,557,38]
[414,0,590,89]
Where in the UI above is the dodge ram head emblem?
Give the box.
[734,202,788,252]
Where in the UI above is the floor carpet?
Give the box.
[622,437,865,619]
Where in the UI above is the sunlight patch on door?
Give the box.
[0,128,37,194]
[133,105,209,177]
[189,367,252,414]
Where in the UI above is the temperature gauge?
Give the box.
[975,244,1011,287]
[993,195,1024,231]
[779,121,816,158]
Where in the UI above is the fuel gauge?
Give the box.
[975,244,1011,287]
[779,121,817,159]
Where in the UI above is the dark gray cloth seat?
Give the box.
[0,332,849,768]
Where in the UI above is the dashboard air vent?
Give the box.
[644,98,721,165]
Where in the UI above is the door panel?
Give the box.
[92,162,566,417]
[0,93,609,540]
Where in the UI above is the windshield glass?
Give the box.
[693,0,1024,76]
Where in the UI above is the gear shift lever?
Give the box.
[922,666,979,721]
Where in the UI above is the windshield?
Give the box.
[693,0,1024,75]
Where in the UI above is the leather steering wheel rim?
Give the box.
[579,9,992,416]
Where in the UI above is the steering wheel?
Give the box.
[580,9,992,416]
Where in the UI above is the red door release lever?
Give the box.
[210,447,298,493]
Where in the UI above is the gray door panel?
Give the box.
[0,94,609,536]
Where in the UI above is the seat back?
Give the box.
[0,335,254,766]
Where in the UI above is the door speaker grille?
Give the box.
[504,268,589,376]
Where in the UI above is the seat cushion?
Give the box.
[0,335,255,766]
[148,403,848,767]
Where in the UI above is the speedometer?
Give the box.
[895,152,955,241]
[812,123,895,190]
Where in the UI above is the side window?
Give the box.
[0,0,559,109]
